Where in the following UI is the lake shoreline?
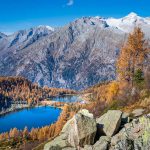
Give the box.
[0,95,84,117]
[0,104,29,116]
[0,104,62,117]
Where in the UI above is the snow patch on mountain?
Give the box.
[106,12,150,32]
[38,25,55,31]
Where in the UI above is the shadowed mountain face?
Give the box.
[0,13,150,90]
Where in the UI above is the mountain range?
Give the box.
[0,12,150,90]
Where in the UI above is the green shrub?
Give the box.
[133,69,144,84]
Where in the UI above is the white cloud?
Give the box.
[67,0,74,6]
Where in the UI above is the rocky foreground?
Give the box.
[44,109,150,150]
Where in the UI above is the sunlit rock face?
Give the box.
[0,13,150,90]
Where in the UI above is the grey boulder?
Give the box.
[84,136,111,150]
[61,109,96,147]
[96,110,122,137]
[44,109,97,150]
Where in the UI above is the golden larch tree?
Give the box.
[117,27,149,84]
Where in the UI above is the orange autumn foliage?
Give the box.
[0,76,76,107]
[117,27,149,83]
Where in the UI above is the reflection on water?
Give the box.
[51,95,82,103]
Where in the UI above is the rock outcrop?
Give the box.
[83,136,111,150]
[44,109,150,150]
[44,109,97,150]
[92,136,111,150]
[44,134,72,150]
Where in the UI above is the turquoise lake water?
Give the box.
[0,106,61,133]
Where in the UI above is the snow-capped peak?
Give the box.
[106,12,150,33]
[126,12,138,18]
[122,12,142,23]
[46,26,55,31]
[38,25,54,31]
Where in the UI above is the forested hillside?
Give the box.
[0,76,76,111]
[83,27,150,115]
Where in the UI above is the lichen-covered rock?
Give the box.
[110,115,150,150]
[83,136,111,150]
[44,109,97,150]
[61,109,96,147]
[78,109,94,118]
[84,136,111,150]
[93,136,111,150]
[96,110,122,137]
[44,134,71,150]
[63,147,77,150]
[44,110,150,150]
[83,145,93,150]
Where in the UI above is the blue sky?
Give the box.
[0,0,150,34]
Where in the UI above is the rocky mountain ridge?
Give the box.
[0,13,150,90]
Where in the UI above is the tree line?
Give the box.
[0,76,76,109]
